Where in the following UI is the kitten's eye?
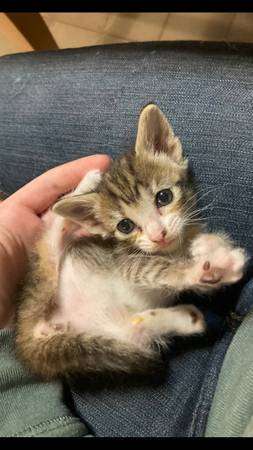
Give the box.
[155,189,173,207]
[117,218,135,234]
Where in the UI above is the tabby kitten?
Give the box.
[15,104,247,381]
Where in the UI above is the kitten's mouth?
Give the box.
[157,237,175,248]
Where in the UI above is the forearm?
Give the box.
[120,254,191,290]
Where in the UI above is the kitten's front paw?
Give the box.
[189,234,247,288]
[74,169,102,194]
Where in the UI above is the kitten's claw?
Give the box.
[189,234,247,288]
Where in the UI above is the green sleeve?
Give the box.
[0,329,90,437]
[205,309,253,437]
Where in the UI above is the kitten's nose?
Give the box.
[149,229,166,243]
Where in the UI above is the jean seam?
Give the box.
[10,415,85,438]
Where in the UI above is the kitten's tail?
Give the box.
[15,329,162,382]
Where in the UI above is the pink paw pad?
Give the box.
[200,261,223,284]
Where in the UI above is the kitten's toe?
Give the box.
[183,305,206,334]
[229,248,248,277]
[190,233,221,258]
[33,320,56,339]
[173,305,206,335]
[33,320,70,339]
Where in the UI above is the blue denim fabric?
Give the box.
[0,42,252,437]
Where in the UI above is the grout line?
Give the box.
[100,13,171,42]
[158,13,170,40]
[224,13,237,40]
[49,13,110,35]
[103,12,111,31]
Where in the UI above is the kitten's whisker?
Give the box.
[193,199,216,212]
[183,220,206,227]
[178,233,184,251]
[202,216,227,221]
[184,217,206,223]
[194,182,236,200]
[182,199,216,217]
[180,192,198,210]
[185,211,209,221]
[184,216,227,227]
[182,182,235,216]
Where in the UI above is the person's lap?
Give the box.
[206,284,253,437]
[0,42,252,436]
[67,276,253,437]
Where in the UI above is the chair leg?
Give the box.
[5,13,59,51]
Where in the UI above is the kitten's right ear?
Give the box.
[135,103,183,163]
[53,193,99,225]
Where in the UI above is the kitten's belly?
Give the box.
[50,255,155,339]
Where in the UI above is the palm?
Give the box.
[0,155,110,328]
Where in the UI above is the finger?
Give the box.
[4,155,111,214]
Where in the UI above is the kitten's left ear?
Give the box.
[135,104,183,163]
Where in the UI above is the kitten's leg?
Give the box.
[120,253,202,291]
[130,305,205,341]
[120,234,247,293]
[33,305,205,351]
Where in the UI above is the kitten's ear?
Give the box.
[135,104,183,163]
[53,193,99,225]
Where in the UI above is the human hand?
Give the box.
[0,154,111,328]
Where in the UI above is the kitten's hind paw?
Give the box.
[33,319,70,339]
[172,304,206,336]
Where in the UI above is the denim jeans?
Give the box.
[0,42,252,437]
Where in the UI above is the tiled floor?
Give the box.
[0,13,253,57]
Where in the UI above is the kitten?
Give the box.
[15,104,247,381]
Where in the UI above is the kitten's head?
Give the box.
[54,104,199,253]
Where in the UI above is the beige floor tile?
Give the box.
[41,12,109,33]
[49,21,103,48]
[0,32,19,56]
[227,13,253,42]
[161,13,235,42]
[105,13,168,41]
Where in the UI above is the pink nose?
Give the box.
[149,229,166,243]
